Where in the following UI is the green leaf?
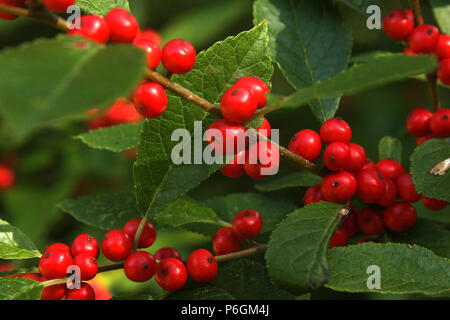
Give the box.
[410,139,450,202]
[335,0,380,14]
[0,278,43,300]
[378,135,402,162]
[58,191,140,230]
[253,0,352,122]
[255,171,322,191]
[0,36,146,142]
[326,243,450,295]
[266,201,342,295]
[168,286,235,300]
[134,22,273,216]
[430,0,450,34]
[75,123,143,153]
[0,219,41,260]
[75,0,130,16]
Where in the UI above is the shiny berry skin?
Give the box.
[357,207,385,235]
[234,77,270,108]
[41,284,66,300]
[154,247,182,261]
[321,171,357,204]
[44,243,70,255]
[71,234,99,259]
[155,258,188,291]
[220,86,257,123]
[206,119,246,155]
[396,173,421,203]
[123,218,156,249]
[232,209,262,239]
[0,0,25,20]
[438,58,450,85]
[406,108,432,137]
[384,202,417,232]
[409,25,440,54]
[39,249,73,279]
[244,141,280,179]
[256,117,271,137]
[342,207,359,236]
[162,39,196,74]
[436,35,450,61]
[361,160,375,171]
[42,0,74,13]
[288,129,322,162]
[73,253,98,281]
[135,29,162,47]
[101,229,132,262]
[375,159,405,181]
[429,108,450,137]
[186,249,218,283]
[383,10,414,41]
[106,98,141,125]
[329,227,348,249]
[377,178,398,207]
[320,118,352,144]
[356,169,385,204]
[134,38,162,69]
[220,150,246,178]
[104,8,139,43]
[0,164,15,191]
[345,143,367,172]
[213,227,241,255]
[323,142,350,171]
[421,196,447,211]
[304,184,323,205]
[67,15,110,44]
[65,282,95,300]
[133,82,168,118]
[124,251,156,282]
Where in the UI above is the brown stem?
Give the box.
[98,263,124,273]
[214,244,268,263]
[409,0,423,26]
[0,4,68,31]
[426,72,441,110]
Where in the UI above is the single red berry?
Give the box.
[256,117,271,138]
[73,253,98,281]
[124,251,156,282]
[106,98,141,125]
[87,115,110,130]
[406,108,432,137]
[320,118,352,144]
[321,171,357,204]
[383,10,414,41]
[213,227,241,255]
[361,160,375,171]
[232,209,262,239]
[437,58,450,85]
[39,249,73,279]
[42,0,74,13]
[375,159,405,181]
[104,8,139,43]
[323,142,350,171]
[0,0,26,20]
[357,206,385,235]
[416,133,437,146]
[154,247,182,261]
[377,178,398,207]
[123,218,156,249]
[288,129,322,162]
[345,143,367,172]
[0,164,15,191]
[67,15,110,44]
[384,202,417,232]
[134,38,162,69]
[409,24,440,54]
[244,141,280,179]
[403,47,417,56]
[41,284,66,300]
[220,86,258,123]
[155,258,188,291]
[429,108,450,137]
[133,82,168,118]
[421,196,447,211]
[396,173,421,203]
[329,227,348,249]
[342,207,359,236]
[206,119,246,155]
[356,169,385,204]
[304,184,323,206]
[134,29,162,47]
[71,234,99,259]
[162,39,196,74]
[220,150,246,178]
[436,35,450,61]
[234,76,270,108]
[44,243,70,255]
[186,249,218,283]
[65,282,95,300]
[102,229,132,262]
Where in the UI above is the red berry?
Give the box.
[342,207,359,236]
[123,218,156,249]
[220,86,257,123]
[345,143,367,172]
[383,10,414,41]
[356,169,385,204]
[329,227,348,248]
[162,39,196,74]
[87,115,110,130]
[436,35,450,60]
[71,234,99,259]
[67,15,110,44]
[186,249,218,283]
[416,133,437,146]
[106,98,141,125]
[396,173,421,203]
[0,0,25,20]
[406,108,432,137]
[409,25,440,54]
[154,247,182,261]
[256,117,271,137]
[288,129,322,162]
[321,171,357,204]
[124,251,156,282]
[357,206,385,235]
[377,178,398,207]
[384,201,417,232]
[135,29,162,47]
[361,160,375,171]
[65,282,95,300]
[429,108,450,137]
[73,253,98,281]
[134,38,162,69]
[232,209,262,239]
[39,249,73,279]
[375,159,405,181]
[421,196,447,210]
[41,284,66,300]
[155,258,187,291]
[44,243,70,255]
[206,119,246,156]
[220,150,246,178]
[320,118,352,144]
[0,164,15,191]
[438,58,450,85]
[244,141,280,179]
[213,227,241,255]
[403,48,417,56]
[42,0,74,13]
[304,184,323,205]
[102,229,132,262]
[104,8,139,43]
[234,76,270,108]
[133,82,168,118]
[323,142,350,171]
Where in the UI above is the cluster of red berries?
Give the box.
[86,98,142,130]
[382,9,450,85]
[0,163,15,192]
[406,107,450,145]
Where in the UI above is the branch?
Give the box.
[0,4,68,31]
[409,0,423,26]
[214,244,267,263]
